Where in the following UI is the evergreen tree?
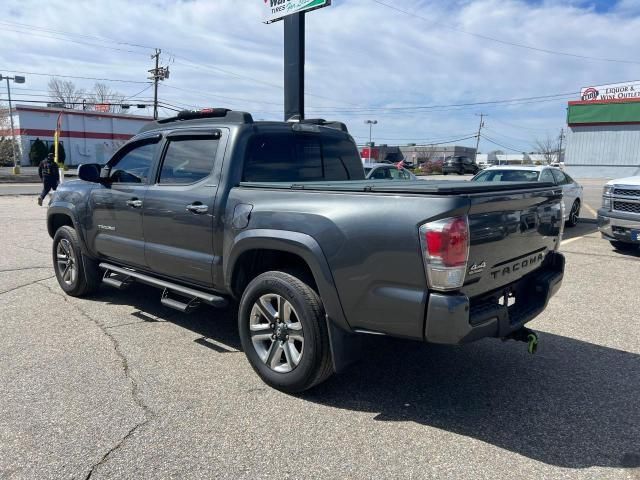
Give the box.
[29,138,47,166]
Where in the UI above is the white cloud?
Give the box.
[0,0,638,151]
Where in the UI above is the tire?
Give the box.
[443,172,448,176]
[52,226,101,297]
[610,240,638,252]
[458,169,464,175]
[566,200,580,228]
[238,271,333,393]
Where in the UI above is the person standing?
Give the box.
[37,153,60,206]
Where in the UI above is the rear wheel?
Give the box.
[238,271,333,393]
[52,226,101,297]
[566,200,580,227]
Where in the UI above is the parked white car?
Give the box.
[471,165,584,227]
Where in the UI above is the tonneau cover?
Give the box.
[239,180,556,195]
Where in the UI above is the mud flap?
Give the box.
[326,316,364,373]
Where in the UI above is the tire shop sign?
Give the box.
[264,0,331,23]
[581,80,640,102]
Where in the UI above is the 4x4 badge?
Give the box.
[468,261,486,275]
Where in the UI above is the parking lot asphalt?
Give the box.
[1,196,638,480]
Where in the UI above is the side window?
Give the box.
[539,169,555,183]
[551,169,568,185]
[110,142,158,184]
[371,168,389,179]
[158,138,219,185]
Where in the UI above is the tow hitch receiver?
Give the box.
[503,327,539,354]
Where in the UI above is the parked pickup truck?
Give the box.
[599,176,640,251]
[47,109,565,392]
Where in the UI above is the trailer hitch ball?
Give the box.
[503,327,539,354]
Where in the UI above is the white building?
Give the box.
[9,104,153,167]
[565,80,640,178]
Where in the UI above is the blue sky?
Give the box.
[1,0,639,153]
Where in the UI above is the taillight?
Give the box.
[419,216,470,291]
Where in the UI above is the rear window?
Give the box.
[473,170,539,182]
[243,134,364,182]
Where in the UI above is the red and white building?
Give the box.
[9,104,153,167]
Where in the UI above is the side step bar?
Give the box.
[99,262,228,309]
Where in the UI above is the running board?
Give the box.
[102,270,133,290]
[99,263,228,308]
[161,289,201,313]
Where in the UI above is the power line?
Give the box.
[481,134,526,152]
[0,20,155,50]
[371,0,640,65]
[2,70,149,84]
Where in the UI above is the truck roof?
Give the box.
[138,108,350,135]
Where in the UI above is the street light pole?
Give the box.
[1,74,26,174]
[365,120,377,162]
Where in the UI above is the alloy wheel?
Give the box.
[56,239,77,286]
[249,294,304,373]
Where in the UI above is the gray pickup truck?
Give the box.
[599,176,640,251]
[47,109,565,392]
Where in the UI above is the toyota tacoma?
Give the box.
[47,109,565,392]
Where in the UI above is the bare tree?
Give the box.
[0,104,17,165]
[533,135,561,164]
[48,78,85,109]
[87,82,126,113]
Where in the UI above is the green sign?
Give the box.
[264,0,331,23]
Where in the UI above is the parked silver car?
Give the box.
[364,163,417,180]
[471,166,584,227]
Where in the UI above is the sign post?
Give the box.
[263,0,332,121]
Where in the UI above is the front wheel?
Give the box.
[238,271,333,393]
[52,226,101,297]
[566,200,580,227]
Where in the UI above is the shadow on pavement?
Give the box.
[562,221,598,241]
[87,283,639,471]
[306,335,640,470]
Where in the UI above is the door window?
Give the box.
[110,142,158,184]
[539,169,555,183]
[158,138,220,184]
[551,169,568,185]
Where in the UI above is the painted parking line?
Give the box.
[583,202,598,218]
[561,236,586,246]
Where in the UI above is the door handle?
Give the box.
[186,203,209,214]
[126,199,143,208]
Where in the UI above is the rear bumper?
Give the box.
[598,209,640,244]
[424,252,565,344]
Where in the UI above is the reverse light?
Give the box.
[419,216,470,291]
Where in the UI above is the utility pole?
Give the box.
[1,74,26,174]
[558,128,565,164]
[474,113,486,163]
[148,49,169,120]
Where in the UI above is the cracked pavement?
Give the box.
[0,195,638,480]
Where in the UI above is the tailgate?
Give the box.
[461,187,563,298]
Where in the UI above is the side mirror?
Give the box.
[78,163,102,183]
